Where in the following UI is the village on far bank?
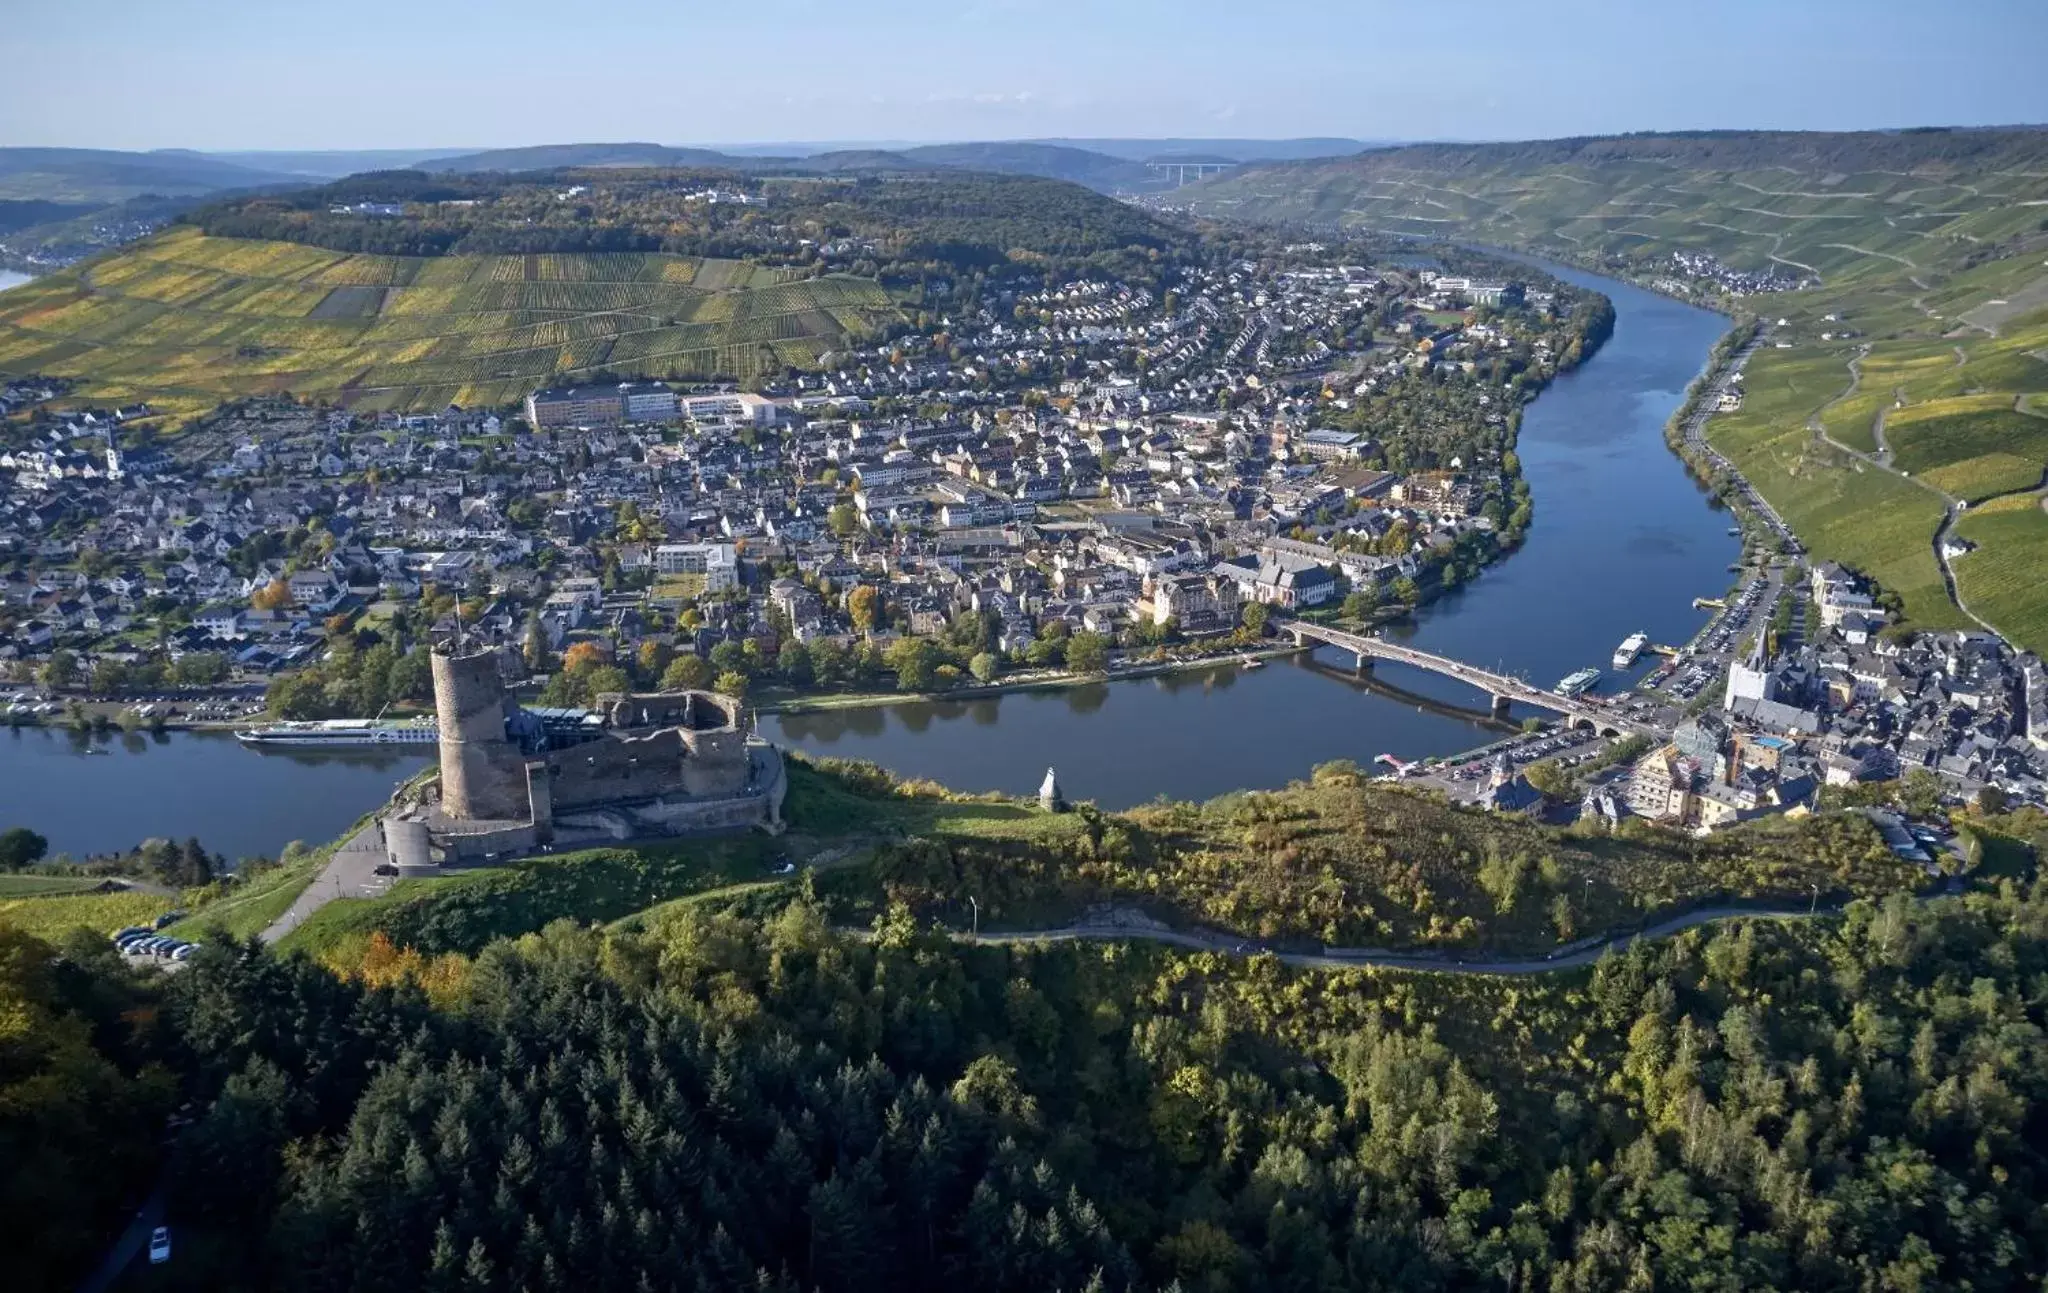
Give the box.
[2,238,2043,862]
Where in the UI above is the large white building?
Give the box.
[679,392,781,427]
[654,542,739,592]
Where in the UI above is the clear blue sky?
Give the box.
[5,0,2045,150]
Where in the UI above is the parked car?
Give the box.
[149,1225,171,1265]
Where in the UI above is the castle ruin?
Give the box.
[382,644,784,872]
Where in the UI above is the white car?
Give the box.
[149,1225,171,1264]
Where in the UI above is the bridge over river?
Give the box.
[1281,620,1649,737]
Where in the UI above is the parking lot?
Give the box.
[1,685,266,725]
[1441,726,1611,782]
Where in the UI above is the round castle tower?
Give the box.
[431,645,529,820]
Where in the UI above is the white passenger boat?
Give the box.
[236,716,439,747]
[1612,632,1649,668]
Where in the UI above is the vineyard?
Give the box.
[0,228,899,414]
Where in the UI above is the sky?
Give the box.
[4,0,2046,151]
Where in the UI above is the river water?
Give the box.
[0,264,1737,857]
[768,266,1738,802]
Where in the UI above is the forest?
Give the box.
[10,866,2048,1292]
[186,168,1192,281]
[3,751,2040,1292]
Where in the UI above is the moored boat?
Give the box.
[236,716,439,748]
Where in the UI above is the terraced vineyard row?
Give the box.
[0,228,900,413]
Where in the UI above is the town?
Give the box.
[2,232,2039,852]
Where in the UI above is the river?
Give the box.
[0,264,1738,857]
[767,265,1738,803]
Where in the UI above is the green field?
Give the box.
[161,849,327,940]
[276,761,1086,958]
[1709,345,1964,632]
[1954,493,2048,650]
[0,889,172,941]
[0,872,106,897]
[0,226,901,413]
[1886,394,2048,500]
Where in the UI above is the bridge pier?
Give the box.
[1490,694,1512,718]
[1353,653,1374,677]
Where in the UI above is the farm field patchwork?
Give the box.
[0,227,901,413]
[1708,345,1963,633]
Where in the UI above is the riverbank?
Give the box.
[760,642,1308,715]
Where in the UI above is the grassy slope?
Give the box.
[0,226,900,415]
[1183,131,2048,647]
[0,872,109,897]
[1954,492,2048,653]
[279,760,1086,958]
[276,757,1925,962]
[1713,344,1963,630]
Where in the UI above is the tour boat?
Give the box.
[1612,632,1650,668]
[1554,667,1602,696]
[236,716,439,748]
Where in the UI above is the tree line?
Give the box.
[11,858,2048,1290]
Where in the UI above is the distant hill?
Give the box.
[1029,137,1375,163]
[188,168,1188,269]
[202,148,478,178]
[0,226,902,415]
[1179,127,2048,250]
[426,141,1167,192]
[0,148,301,202]
[897,142,1153,192]
[0,166,1188,414]
[431,142,745,173]
[0,199,100,235]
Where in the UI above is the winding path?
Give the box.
[945,900,1839,976]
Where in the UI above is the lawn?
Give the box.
[651,573,708,600]
[270,757,1088,958]
[163,849,326,940]
[277,834,782,957]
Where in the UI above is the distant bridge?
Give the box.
[1281,621,1646,737]
[1146,160,1236,187]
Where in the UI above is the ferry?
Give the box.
[1612,632,1650,668]
[1554,667,1602,697]
[236,716,439,748]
